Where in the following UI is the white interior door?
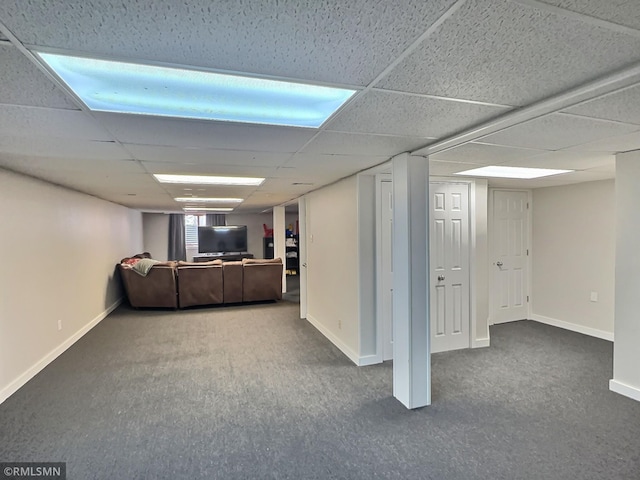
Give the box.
[380,180,394,361]
[430,183,470,354]
[491,190,530,324]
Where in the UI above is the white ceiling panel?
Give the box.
[563,84,640,125]
[327,90,510,138]
[533,0,640,31]
[567,130,640,153]
[285,153,389,172]
[479,113,639,150]
[127,144,289,167]
[430,142,546,165]
[0,0,458,86]
[502,150,615,170]
[0,154,145,174]
[304,132,431,156]
[97,113,316,153]
[0,136,130,160]
[429,160,485,176]
[0,45,78,109]
[378,0,640,105]
[0,105,112,140]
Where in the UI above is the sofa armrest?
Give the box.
[242,258,283,302]
[118,264,178,308]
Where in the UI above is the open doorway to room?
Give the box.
[283,202,300,303]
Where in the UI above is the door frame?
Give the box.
[376,175,479,360]
[488,188,533,325]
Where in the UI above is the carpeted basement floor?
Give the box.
[1,300,639,479]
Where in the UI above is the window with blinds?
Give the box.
[185,215,206,247]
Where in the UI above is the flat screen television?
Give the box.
[198,225,248,254]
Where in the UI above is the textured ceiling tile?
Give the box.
[126,145,288,167]
[327,90,510,138]
[0,105,112,140]
[501,150,615,170]
[0,154,144,174]
[429,160,485,175]
[479,113,639,150]
[430,142,546,164]
[0,0,458,85]
[0,45,78,109]
[304,132,431,156]
[534,0,640,31]
[563,84,640,125]
[379,0,640,105]
[566,130,640,152]
[96,113,316,152]
[0,135,129,160]
[285,153,389,172]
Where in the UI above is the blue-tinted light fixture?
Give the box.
[37,52,357,128]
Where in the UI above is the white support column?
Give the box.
[392,153,430,409]
[273,206,287,294]
[610,151,640,402]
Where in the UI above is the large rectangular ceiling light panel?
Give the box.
[36,52,357,128]
[455,165,572,179]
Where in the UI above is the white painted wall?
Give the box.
[472,180,490,345]
[143,213,170,261]
[611,151,640,401]
[0,169,143,403]
[531,180,615,338]
[305,176,360,362]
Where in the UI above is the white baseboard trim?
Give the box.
[531,314,614,342]
[0,297,123,405]
[358,354,382,366]
[306,314,361,366]
[472,337,490,348]
[609,379,640,402]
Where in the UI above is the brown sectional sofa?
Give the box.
[119,257,283,309]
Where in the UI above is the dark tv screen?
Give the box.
[198,225,248,254]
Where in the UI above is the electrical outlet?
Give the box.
[590,291,598,302]
[57,320,63,331]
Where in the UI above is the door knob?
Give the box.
[437,275,445,281]
[496,261,503,267]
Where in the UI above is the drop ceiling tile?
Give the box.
[378,0,640,105]
[0,155,145,175]
[429,160,485,176]
[0,105,112,140]
[127,144,289,167]
[430,142,546,164]
[97,113,316,152]
[0,45,78,109]
[566,130,640,153]
[0,0,458,85]
[284,153,389,171]
[327,90,510,138]
[162,184,258,198]
[479,113,638,150]
[0,135,129,160]
[534,0,640,31]
[563,84,640,125]
[502,150,615,170]
[304,132,431,156]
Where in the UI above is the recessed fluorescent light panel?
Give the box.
[183,207,234,212]
[175,197,243,203]
[36,52,357,128]
[455,166,573,179]
[154,174,264,186]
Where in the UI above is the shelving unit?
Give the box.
[263,234,298,275]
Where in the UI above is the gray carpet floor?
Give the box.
[1,301,639,479]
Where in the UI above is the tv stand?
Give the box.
[193,253,254,262]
